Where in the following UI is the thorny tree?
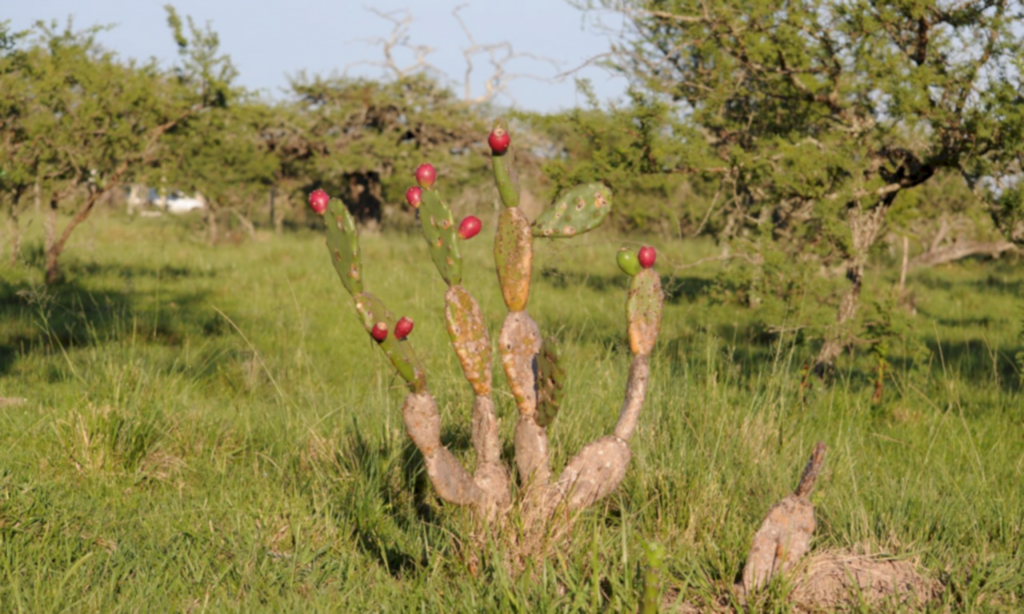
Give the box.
[582,0,1024,373]
[0,10,233,283]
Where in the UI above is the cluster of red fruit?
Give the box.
[405,164,481,239]
[370,316,414,343]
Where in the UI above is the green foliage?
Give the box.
[0,11,235,279]
[521,86,713,233]
[572,0,1024,367]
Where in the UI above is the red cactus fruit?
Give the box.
[458,215,482,240]
[308,189,329,215]
[415,164,436,189]
[395,317,414,340]
[371,322,388,342]
[488,127,511,155]
[638,246,657,269]
[405,186,422,208]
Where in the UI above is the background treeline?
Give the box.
[3,2,1024,373]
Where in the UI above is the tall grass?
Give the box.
[0,209,1021,611]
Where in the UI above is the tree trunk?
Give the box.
[909,240,1015,269]
[44,196,60,284]
[269,187,278,234]
[814,201,890,375]
[274,193,286,235]
[46,186,115,285]
[7,208,20,267]
[207,207,219,245]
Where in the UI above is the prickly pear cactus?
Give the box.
[536,336,566,428]
[311,116,667,541]
[532,183,613,238]
[353,292,426,391]
[444,285,492,396]
[419,188,463,286]
[325,199,363,295]
[627,269,664,356]
[494,207,533,312]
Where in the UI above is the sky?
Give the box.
[5,1,631,113]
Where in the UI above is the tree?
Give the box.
[159,8,276,244]
[581,0,1024,373]
[0,21,32,265]
[0,10,233,283]
[288,73,490,227]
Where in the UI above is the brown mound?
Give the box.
[789,550,941,612]
[670,549,940,613]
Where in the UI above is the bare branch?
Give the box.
[345,8,436,79]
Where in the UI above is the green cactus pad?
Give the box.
[419,188,463,286]
[324,198,363,296]
[536,336,566,428]
[491,119,520,209]
[626,269,664,356]
[532,183,612,238]
[494,207,533,312]
[444,285,493,396]
[353,292,427,392]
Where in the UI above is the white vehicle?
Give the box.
[164,192,206,214]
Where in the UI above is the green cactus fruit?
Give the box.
[494,207,533,312]
[490,118,520,209]
[532,183,613,238]
[536,336,566,428]
[419,187,463,286]
[444,285,492,396]
[324,198,363,296]
[626,268,664,357]
[353,292,427,391]
[616,248,641,276]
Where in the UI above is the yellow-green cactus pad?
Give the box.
[419,188,463,286]
[626,269,664,356]
[324,198,363,296]
[444,285,492,396]
[494,207,533,312]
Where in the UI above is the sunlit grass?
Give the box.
[0,209,1021,611]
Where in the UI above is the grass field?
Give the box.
[1,209,1022,612]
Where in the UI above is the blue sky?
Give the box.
[6,1,630,113]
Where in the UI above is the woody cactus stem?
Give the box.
[418,170,510,515]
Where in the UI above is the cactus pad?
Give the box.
[494,207,533,312]
[419,188,463,286]
[536,336,566,428]
[499,311,542,416]
[444,285,493,396]
[353,292,427,391]
[626,269,664,356]
[532,183,612,238]
[490,119,520,209]
[324,198,363,296]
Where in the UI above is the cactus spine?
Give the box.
[314,117,664,529]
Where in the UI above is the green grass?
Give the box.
[1,209,1022,612]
